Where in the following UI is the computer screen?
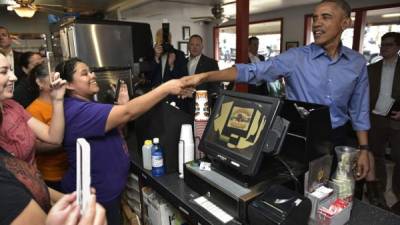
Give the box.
[199,90,283,176]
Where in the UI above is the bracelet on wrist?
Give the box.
[358,144,369,150]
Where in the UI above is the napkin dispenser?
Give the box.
[248,185,311,225]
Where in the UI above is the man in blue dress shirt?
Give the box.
[181,0,370,180]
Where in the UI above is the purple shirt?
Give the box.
[61,97,130,205]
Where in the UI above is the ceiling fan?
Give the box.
[2,0,70,18]
[191,1,236,25]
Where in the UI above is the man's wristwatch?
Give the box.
[358,144,370,150]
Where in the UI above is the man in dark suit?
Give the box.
[187,35,219,95]
[0,26,21,74]
[148,28,188,86]
[247,36,268,95]
[367,32,400,209]
[147,28,189,112]
[187,34,220,114]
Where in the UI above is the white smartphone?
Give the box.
[76,138,91,215]
[46,51,56,83]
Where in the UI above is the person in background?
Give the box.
[147,28,190,113]
[0,52,65,166]
[366,32,400,210]
[247,36,269,95]
[0,26,21,73]
[13,51,44,107]
[56,58,190,225]
[187,34,220,111]
[180,0,370,180]
[27,63,68,192]
[15,51,44,83]
[148,28,188,87]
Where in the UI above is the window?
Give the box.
[215,19,282,70]
[362,7,400,64]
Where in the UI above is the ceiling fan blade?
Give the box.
[191,16,214,20]
[36,5,65,14]
[221,1,236,6]
[36,3,65,8]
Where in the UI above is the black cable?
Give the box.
[275,156,301,192]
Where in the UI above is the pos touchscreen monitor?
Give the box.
[199,90,286,176]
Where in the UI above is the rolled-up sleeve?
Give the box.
[235,51,294,85]
[349,64,370,131]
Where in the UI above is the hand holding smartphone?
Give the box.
[114,79,129,104]
[76,138,91,215]
[113,79,123,103]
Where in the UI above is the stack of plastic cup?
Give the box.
[179,124,194,178]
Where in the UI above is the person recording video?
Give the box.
[147,23,190,112]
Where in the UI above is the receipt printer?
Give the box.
[247,185,311,225]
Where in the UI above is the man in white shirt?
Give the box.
[187,34,219,114]
[0,26,21,73]
[367,32,400,210]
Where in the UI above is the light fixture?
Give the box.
[382,13,400,18]
[14,6,36,18]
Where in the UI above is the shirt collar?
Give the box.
[311,43,350,60]
[7,50,13,57]
[383,56,398,66]
[190,54,201,61]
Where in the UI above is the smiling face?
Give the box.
[66,62,99,100]
[0,54,17,101]
[312,2,350,50]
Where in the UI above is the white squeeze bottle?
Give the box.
[142,140,153,170]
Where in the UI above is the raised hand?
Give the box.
[49,72,67,101]
[117,82,129,105]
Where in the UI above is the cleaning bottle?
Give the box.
[151,138,165,176]
[142,140,153,170]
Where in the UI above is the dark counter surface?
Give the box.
[349,199,400,225]
[130,159,400,225]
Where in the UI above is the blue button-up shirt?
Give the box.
[236,43,370,130]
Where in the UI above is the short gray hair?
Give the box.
[319,0,351,18]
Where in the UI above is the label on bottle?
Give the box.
[152,155,164,167]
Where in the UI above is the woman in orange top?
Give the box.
[27,64,68,192]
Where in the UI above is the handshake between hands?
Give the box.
[164,74,204,98]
